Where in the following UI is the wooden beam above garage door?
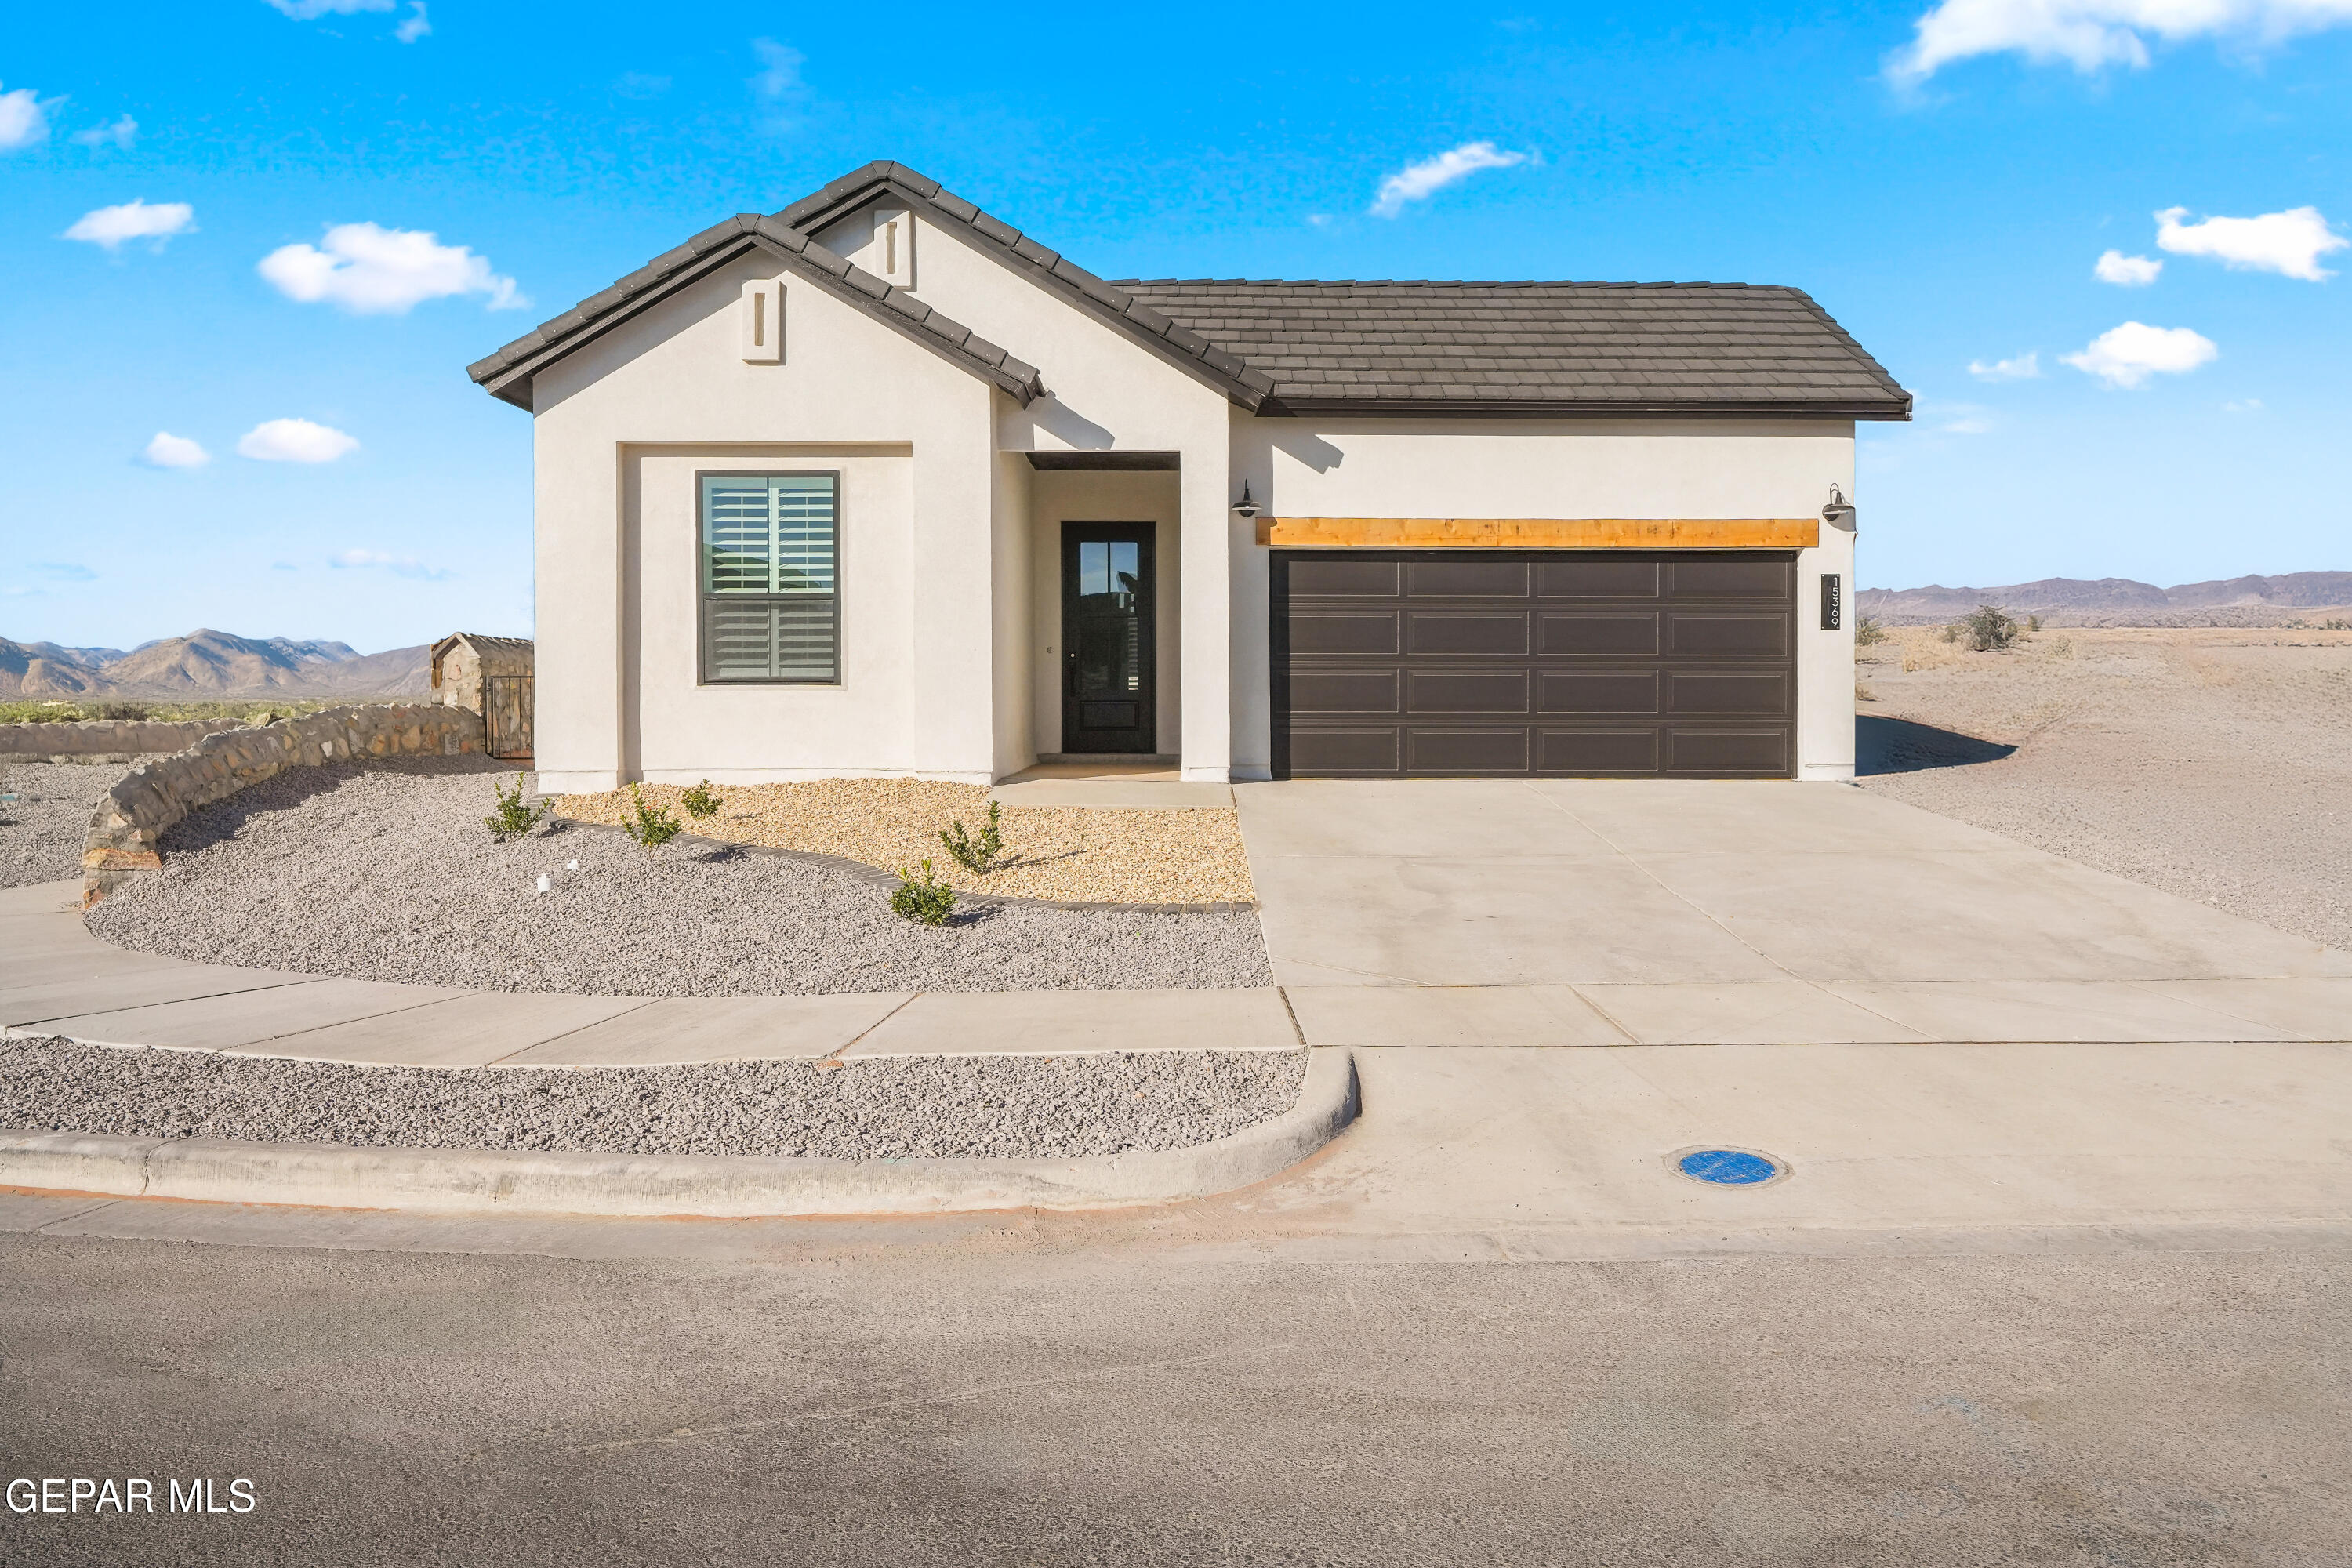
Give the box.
[1254,517,1820,550]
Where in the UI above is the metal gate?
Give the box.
[484,675,534,760]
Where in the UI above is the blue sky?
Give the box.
[3,0,2347,653]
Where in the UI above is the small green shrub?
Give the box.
[680,779,722,822]
[624,783,682,850]
[1854,613,1888,648]
[483,773,546,840]
[2026,614,2043,633]
[891,859,956,925]
[1959,603,2021,652]
[1939,623,1959,644]
[938,800,1004,875]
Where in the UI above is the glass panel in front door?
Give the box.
[1066,532,1149,750]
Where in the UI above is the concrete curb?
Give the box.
[0,1048,1357,1218]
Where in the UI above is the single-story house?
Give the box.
[470,161,1910,792]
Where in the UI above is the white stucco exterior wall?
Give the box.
[528,252,1003,790]
[821,206,1239,780]
[1228,416,1860,781]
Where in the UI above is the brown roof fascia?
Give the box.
[777,161,1278,412]
[1269,395,1914,421]
[470,213,1045,410]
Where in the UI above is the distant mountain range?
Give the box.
[1857,572,2352,626]
[0,629,434,700]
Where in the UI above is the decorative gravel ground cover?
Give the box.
[84,758,1272,995]
[0,1033,1308,1159]
[0,760,116,889]
[557,778,1254,905]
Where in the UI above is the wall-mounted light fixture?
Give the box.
[1232,481,1260,521]
[1821,482,1857,529]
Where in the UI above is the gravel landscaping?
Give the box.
[557,777,1254,905]
[0,1033,1308,1159]
[1860,626,2352,953]
[0,760,114,889]
[84,757,1272,995]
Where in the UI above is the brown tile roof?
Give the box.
[1112,278,1911,418]
[470,162,1909,421]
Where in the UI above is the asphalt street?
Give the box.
[4,1214,2349,1566]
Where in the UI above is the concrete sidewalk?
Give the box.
[1240,779,2352,1047]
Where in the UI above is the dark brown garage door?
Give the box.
[1271,550,1797,779]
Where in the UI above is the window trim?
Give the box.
[695,467,845,688]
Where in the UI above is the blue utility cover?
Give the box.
[1676,1149,1781,1185]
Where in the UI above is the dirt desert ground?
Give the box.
[1857,624,2352,954]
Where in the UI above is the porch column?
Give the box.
[1177,448,1233,782]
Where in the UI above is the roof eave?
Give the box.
[1265,396,1914,421]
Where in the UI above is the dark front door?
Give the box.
[1061,522,1156,753]
[1271,550,1798,779]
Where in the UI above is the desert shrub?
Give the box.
[680,779,721,822]
[1959,604,2020,652]
[1939,624,1958,644]
[1854,613,1888,648]
[483,773,546,840]
[2049,637,2076,659]
[891,858,956,925]
[2027,614,2042,633]
[624,783,682,850]
[939,800,1004,875]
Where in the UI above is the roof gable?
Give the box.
[466,213,1044,411]
[779,162,1278,412]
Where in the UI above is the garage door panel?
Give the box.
[1537,729,1661,774]
[1668,559,1791,599]
[1665,728,1791,775]
[1407,729,1531,773]
[1667,613,1788,658]
[1290,670,1401,715]
[1666,671,1790,716]
[1408,670,1530,714]
[1539,671,1661,715]
[1408,613,1529,656]
[1409,560,1530,598]
[1538,561,1661,599]
[1291,612,1401,655]
[1290,559,1402,597]
[1290,728,1402,774]
[1275,550,1794,779]
[1537,614,1660,657]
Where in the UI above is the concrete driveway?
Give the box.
[1236,779,2352,1047]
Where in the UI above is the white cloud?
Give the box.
[258,222,524,313]
[2094,249,2162,285]
[238,419,359,463]
[64,199,196,252]
[2156,205,2347,281]
[0,85,56,151]
[141,432,211,469]
[1889,0,2352,82]
[1967,350,2041,379]
[1370,142,1530,218]
[2223,397,2264,412]
[266,0,394,17]
[71,114,138,151]
[330,547,448,580]
[394,2,430,42]
[751,38,805,100]
[2061,321,2219,387]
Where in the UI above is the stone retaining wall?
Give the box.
[2,717,252,763]
[82,703,486,907]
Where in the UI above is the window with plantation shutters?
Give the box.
[699,473,840,684]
